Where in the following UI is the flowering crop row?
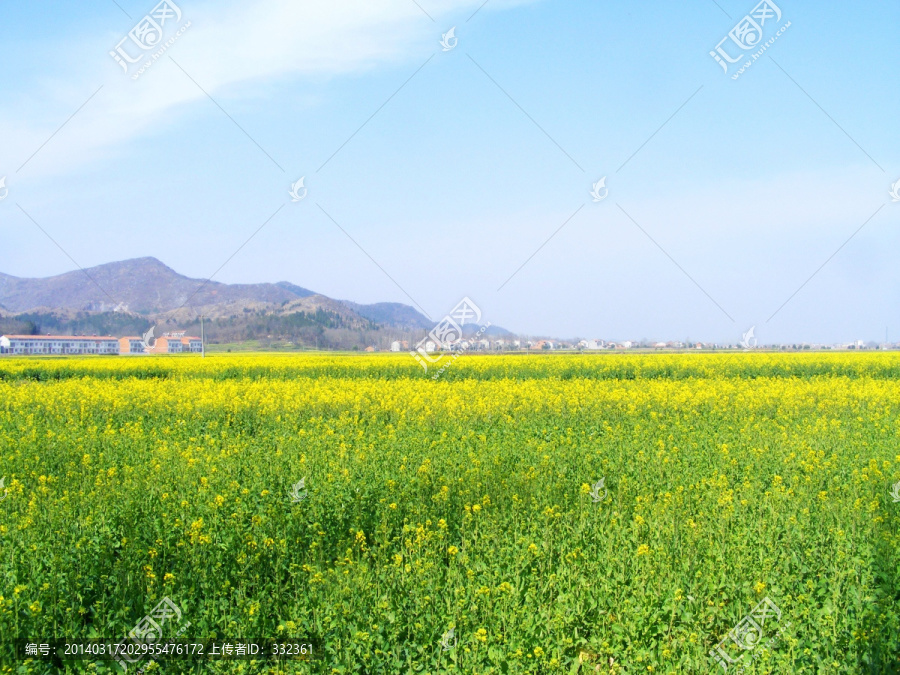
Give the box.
[0,353,898,673]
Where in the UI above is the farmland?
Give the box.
[0,353,899,673]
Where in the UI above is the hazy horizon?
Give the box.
[1,0,898,345]
[1,254,895,347]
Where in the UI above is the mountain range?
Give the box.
[0,257,465,350]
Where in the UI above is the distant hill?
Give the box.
[341,301,434,331]
[275,281,317,299]
[0,257,306,314]
[0,257,452,350]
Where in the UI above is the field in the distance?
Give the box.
[1,353,899,674]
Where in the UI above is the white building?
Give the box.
[0,335,120,356]
[119,335,202,354]
[390,341,401,352]
[579,339,604,350]
[119,337,145,354]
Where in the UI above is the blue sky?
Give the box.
[0,0,898,343]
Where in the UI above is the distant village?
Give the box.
[0,332,894,356]
[385,338,893,353]
[0,333,201,356]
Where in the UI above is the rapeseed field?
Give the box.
[0,353,898,673]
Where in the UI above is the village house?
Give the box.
[119,333,203,354]
[0,333,203,356]
[0,335,119,355]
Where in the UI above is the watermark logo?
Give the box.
[590,177,608,202]
[411,297,491,377]
[740,326,757,350]
[115,596,187,673]
[711,1,789,80]
[890,179,900,203]
[890,481,900,503]
[289,177,307,202]
[710,596,791,672]
[440,628,457,651]
[289,478,308,503]
[0,477,8,502]
[0,177,7,201]
[141,326,157,353]
[440,27,458,52]
[110,1,191,80]
[589,478,608,503]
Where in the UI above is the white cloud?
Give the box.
[1,0,534,178]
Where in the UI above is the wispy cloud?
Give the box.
[1,0,532,177]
